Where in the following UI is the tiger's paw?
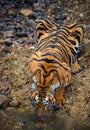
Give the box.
[71,66,82,74]
[53,104,61,111]
[53,96,65,111]
[71,61,82,74]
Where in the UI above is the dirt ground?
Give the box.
[0,0,90,130]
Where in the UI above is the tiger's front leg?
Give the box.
[54,87,65,111]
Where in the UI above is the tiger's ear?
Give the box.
[33,69,41,83]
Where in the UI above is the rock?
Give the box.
[29,46,35,49]
[47,8,52,16]
[35,122,46,128]
[28,13,37,20]
[15,32,28,38]
[1,46,10,54]
[27,19,36,29]
[0,94,9,108]
[1,9,7,15]
[8,9,15,15]
[61,14,67,20]
[80,13,84,17]
[25,0,37,5]
[0,111,20,130]
[33,4,43,11]
[0,39,4,44]
[14,26,22,32]
[20,9,33,17]
[4,38,13,46]
[10,98,20,107]
[3,31,14,38]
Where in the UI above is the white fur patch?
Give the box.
[37,40,40,44]
[50,81,60,93]
[32,76,37,83]
[43,97,49,106]
[31,83,37,91]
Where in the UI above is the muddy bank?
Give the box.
[0,110,21,130]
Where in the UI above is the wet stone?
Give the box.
[8,9,15,15]
[28,13,37,20]
[80,13,84,18]
[10,98,20,108]
[3,31,14,38]
[14,26,23,32]
[25,0,38,5]
[20,9,33,17]
[0,110,20,130]
[27,19,36,29]
[4,39,13,46]
[15,32,28,38]
[0,94,9,108]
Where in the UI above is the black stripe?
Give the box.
[33,52,39,57]
[48,69,61,85]
[41,58,53,63]
[37,34,75,66]
[56,34,75,46]
[32,58,69,71]
[74,31,81,35]
[45,19,53,28]
[40,22,50,30]
[64,24,77,29]
[44,69,58,79]
[37,33,43,39]
[69,47,76,57]
[42,52,61,62]
[41,38,71,60]
[75,36,80,43]
[56,30,69,37]
[56,31,78,46]
[49,38,75,65]
[39,64,47,73]
[33,69,40,78]
[41,42,68,56]
[69,40,76,45]
[36,27,48,31]
[59,30,68,37]
[60,27,70,34]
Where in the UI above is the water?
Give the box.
[12,107,90,130]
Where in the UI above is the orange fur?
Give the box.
[28,19,84,117]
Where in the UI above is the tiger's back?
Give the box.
[28,19,84,117]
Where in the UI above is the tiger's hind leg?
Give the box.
[53,87,65,111]
[71,60,81,74]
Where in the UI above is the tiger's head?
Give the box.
[36,19,57,43]
[29,68,61,119]
[28,51,62,119]
[29,83,56,119]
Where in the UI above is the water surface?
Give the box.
[12,108,90,130]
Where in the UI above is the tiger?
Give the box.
[28,19,84,119]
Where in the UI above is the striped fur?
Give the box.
[28,19,84,117]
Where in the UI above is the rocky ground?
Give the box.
[0,0,90,130]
